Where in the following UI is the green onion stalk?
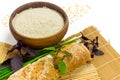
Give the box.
[0,35,82,80]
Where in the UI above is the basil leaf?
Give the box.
[58,61,66,74]
[22,46,37,57]
[93,48,104,55]
[10,54,23,72]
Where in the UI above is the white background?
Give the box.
[0,0,120,54]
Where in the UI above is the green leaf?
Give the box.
[35,46,56,55]
[58,61,66,74]
[61,51,72,57]
[23,52,48,66]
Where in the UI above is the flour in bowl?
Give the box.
[12,7,64,38]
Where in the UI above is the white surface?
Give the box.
[0,0,120,54]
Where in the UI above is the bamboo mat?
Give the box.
[82,26,120,80]
[61,63,101,80]
[1,26,120,80]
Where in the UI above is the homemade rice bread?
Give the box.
[7,42,95,80]
[0,42,16,64]
[0,42,25,64]
[7,55,59,80]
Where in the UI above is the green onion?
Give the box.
[59,35,82,46]
[23,52,49,66]
[0,53,48,80]
[0,72,13,80]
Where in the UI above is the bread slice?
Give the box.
[0,42,17,64]
[0,42,26,64]
[7,55,60,80]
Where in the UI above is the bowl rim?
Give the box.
[9,1,69,40]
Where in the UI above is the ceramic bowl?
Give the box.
[9,2,69,49]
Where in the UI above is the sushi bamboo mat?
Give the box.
[1,26,120,80]
[82,26,120,80]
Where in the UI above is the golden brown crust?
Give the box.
[7,32,93,80]
[58,43,91,73]
[0,42,18,64]
[7,65,31,80]
[0,42,26,64]
[8,42,91,80]
[7,55,60,80]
